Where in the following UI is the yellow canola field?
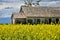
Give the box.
[0,24,60,40]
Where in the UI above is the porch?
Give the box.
[12,17,60,24]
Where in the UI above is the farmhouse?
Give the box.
[11,5,60,24]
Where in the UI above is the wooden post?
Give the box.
[26,18,28,23]
[33,19,34,24]
[59,18,60,23]
[13,18,15,24]
[40,18,42,24]
[35,18,37,24]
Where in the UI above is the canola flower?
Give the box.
[0,24,60,40]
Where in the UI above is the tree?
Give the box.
[23,0,41,6]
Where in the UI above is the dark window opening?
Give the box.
[15,20,21,24]
[37,19,40,24]
[15,18,26,24]
[56,18,59,23]
[22,21,26,24]
[52,18,59,24]
[49,18,51,24]
[28,19,33,24]
[22,19,26,24]
[45,19,49,24]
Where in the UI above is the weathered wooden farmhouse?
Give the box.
[11,5,60,24]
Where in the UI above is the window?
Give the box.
[52,18,56,23]
[21,19,26,24]
[15,20,21,24]
[15,18,26,24]
[34,18,40,24]
[45,18,52,24]
[56,18,59,23]
[52,18,59,24]
[37,19,40,24]
[49,18,51,24]
[27,19,33,24]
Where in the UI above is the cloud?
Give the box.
[0,0,23,3]
[41,0,52,2]
[39,1,60,6]
[47,1,60,6]
[0,3,24,10]
[0,14,11,18]
[1,0,60,18]
[41,0,60,2]
[39,2,49,6]
[47,1,57,6]
[0,1,24,18]
[0,7,20,18]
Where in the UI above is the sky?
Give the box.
[0,0,60,24]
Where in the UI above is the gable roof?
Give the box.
[12,12,26,18]
[12,6,60,19]
[21,6,60,17]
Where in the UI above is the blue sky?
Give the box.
[0,0,60,24]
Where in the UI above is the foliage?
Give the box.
[0,24,60,40]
